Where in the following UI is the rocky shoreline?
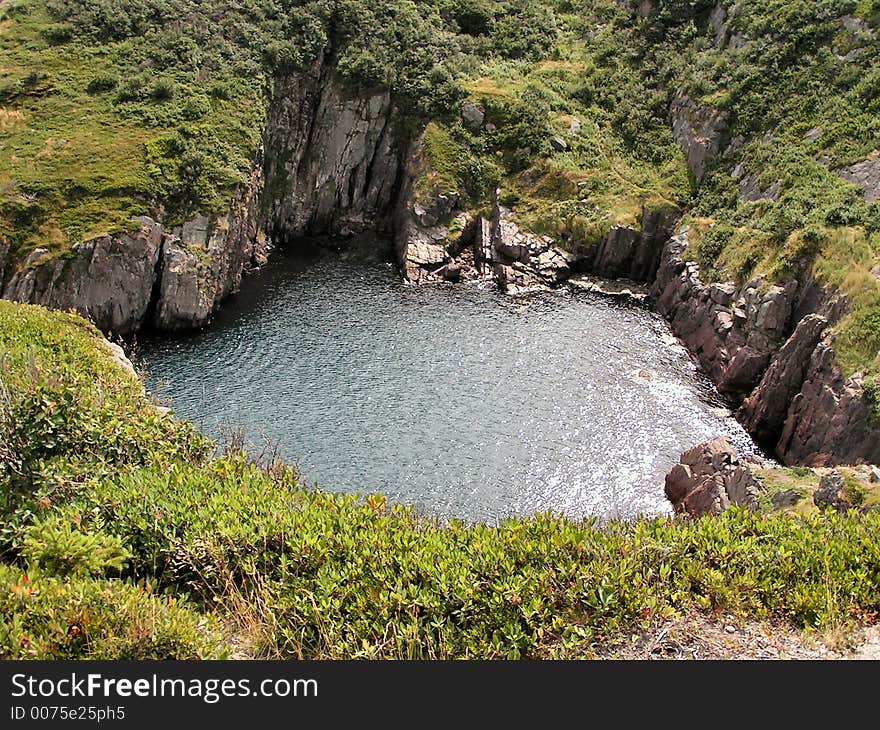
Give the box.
[2,70,879,472]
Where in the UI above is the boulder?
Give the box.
[665,437,764,517]
[461,102,485,132]
[550,136,569,152]
[813,471,848,514]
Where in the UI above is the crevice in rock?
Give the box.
[142,234,167,336]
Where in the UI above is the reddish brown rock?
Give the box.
[665,437,764,517]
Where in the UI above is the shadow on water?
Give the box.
[137,239,764,524]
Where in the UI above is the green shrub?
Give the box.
[0,566,226,659]
[21,518,131,577]
[85,73,117,94]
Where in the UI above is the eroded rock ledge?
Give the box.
[397,188,677,294]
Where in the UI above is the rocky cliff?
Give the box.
[3,219,164,337]
[1,57,406,335]
[651,230,880,467]
[263,56,407,242]
[2,153,267,336]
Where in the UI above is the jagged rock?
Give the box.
[739,173,782,202]
[813,471,848,513]
[3,218,163,335]
[777,341,880,466]
[739,314,828,444]
[494,219,532,262]
[461,102,485,132]
[568,118,582,135]
[710,1,727,47]
[835,157,880,202]
[536,248,571,285]
[442,261,462,283]
[154,153,267,331]
[102,339,138,379]
[803,126,823,142]
[550,136,569,152]
[573,207,678,282]
[670,91,728,182]
[651,231,796,401]
[412,193,459,228]
[664,436,764,517]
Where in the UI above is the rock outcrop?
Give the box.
[571,207,678,282]
[652,230,797,400]
[835,156,880,202]
[1,54,405,334]
[154,154,268,331]
[651,228,880,467]
[3,154,268,335]
[738,313,827,445]
[397,190,572,293]
[664,437,764,517]
[3,219,163,336]
[263,55,406,241]
[777,341,880,466]
[670,91,728,182]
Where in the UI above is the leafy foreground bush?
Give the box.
[0,565,226,659]
[2,300,880,659]
[37,458,878,659]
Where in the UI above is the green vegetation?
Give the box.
[2,1,880,658]
[2,301,880,659]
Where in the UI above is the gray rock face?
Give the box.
[813,471,849,513]
[154,154,268,331]
[0,241,8,285]
[550,136,569,153]
[264,57,405,240]
[738,173,782,202]
[710,1,727,48]
[2,56,403,334]
[835,157,880,202]
[670,91,728,182]
[3,152,267,335]
[664,436,764,517]
[3,219,163,336]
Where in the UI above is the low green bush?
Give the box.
[0,565,226,659]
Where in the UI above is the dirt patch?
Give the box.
[592,611,880,660]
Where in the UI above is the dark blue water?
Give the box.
[139,244,759,522]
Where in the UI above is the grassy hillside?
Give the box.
[2,300,880,659]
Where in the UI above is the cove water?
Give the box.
[139,243,760,522]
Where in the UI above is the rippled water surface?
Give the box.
[140,244,760,522]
